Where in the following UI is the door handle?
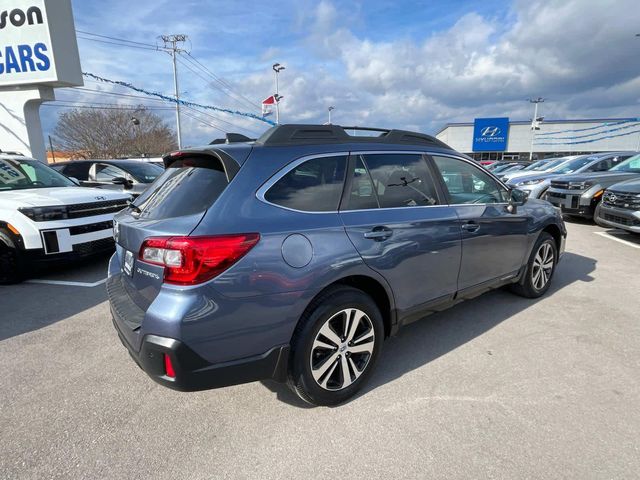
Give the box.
[364,227,393,241]
[461,221,480,233]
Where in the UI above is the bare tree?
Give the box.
[52,107,178,158]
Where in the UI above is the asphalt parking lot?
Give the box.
[1,220,639,479]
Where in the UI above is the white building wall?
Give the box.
[436,120,640,154]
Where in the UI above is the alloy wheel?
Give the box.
[531,242,554,290]
[309,308,375,391]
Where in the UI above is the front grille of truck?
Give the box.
[547,191,566,199]
[602,191,640,210]
[72,237,115,255]
[67,200,129,219]
[68,220,113,235]
[550,181,570,189]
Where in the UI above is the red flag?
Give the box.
[262,95,276,116]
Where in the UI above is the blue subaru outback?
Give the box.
[108,124,566,406]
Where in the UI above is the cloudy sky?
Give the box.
[43,0,640,147]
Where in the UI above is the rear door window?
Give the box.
[132,156,230,220]
[358,153,439,208]
[264,155,347,212]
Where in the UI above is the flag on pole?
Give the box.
[262,95,276,116]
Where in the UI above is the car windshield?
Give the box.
[523,160,548,171]
[0,158,75,191]
[122,162,163,183]
[610,154,640,173]
[540,158,569,171]
[553,157,594,174]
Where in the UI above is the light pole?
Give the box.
[272,63,285,124]
[528,97,545,160]
[328,106,335,124]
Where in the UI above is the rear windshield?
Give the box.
[131,156,228,219]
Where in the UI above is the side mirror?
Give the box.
[506,188,527,212]
[112,177,133,188]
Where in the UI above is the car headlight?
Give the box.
[19,206,69,221]
[517,179,544,186]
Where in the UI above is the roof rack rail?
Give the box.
[255,124,452,149]
[209,133,256,145]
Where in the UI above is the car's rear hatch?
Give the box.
[112,148,244,312]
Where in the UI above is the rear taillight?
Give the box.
[139,234,260,285]
[164,354,176,378]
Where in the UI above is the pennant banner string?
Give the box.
[82,72,276,126]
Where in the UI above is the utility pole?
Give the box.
[328,106,335,124]
[161,34,188,149]
[528,97,545,160]
[272,63,285,124]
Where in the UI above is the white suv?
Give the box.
[0,154,131,283]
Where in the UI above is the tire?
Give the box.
[287,286,384,406]
[0,242,24,284]
[510,232,557,299]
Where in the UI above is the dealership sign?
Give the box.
[0,0,82,87]
[472,117,509,152]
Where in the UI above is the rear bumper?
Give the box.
[111,310,289,391]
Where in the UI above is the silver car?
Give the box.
[507,153,629,199]
[500,156,579,183]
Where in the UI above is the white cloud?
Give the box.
[242,0,640,133]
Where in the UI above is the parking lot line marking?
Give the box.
[594,231,640,249]
[25,278,108,288]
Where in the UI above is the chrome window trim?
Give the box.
[255,151,350,215]
[255,150,511,214]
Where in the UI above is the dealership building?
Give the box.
[435,118,640,162]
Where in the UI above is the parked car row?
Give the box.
[51,159,164,198]
[481,152,640,233]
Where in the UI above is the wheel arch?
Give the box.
[0,222,19,249]
[541,223,562,252]
[301,274,396,339]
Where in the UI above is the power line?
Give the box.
[43,103,173,111]
[183,52,260,108]
[75,29,260,119]
[81,72,274,125]
[62,86,259,135]
[175,56,259,113]
[181,110,227,134]
[76,35,160,52]
[179,52,260,111]
[75,30,162,49]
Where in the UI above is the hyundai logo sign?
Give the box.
[473,118,509,152]
[480,126,501,137]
